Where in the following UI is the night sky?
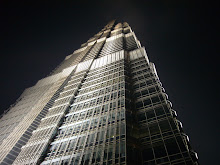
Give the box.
[0,0,219,164]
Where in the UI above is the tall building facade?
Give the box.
[0,21,199,165]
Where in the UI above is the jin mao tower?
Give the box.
[0,21,199,165]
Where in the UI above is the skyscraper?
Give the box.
[0,21,199,165]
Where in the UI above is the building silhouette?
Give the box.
[0,21,199,165]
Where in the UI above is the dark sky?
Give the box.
[0,0,219,164]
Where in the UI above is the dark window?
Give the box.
[134,92,141,98]
[164,138,180,155]
[134,84,139,89]
[159,120,171,132]
[155,107,165,116]
[148,87,156,94]
[141,89,149,96]
[143,98,151,106]
[140,127,150,137]
[159,94,164,101]
[146,110,155,119]
[144,74,150,79]
[146,79,152,85]
[149,123,160,135]
[136,102,143,109]
[138,76,144,80]
[142,148,154,161]
[169,119,177,130]
[176,136,187,152]
[153,141,167,158]
[151,96,160,104]
[163,106,170,113]
[137,113,146,122]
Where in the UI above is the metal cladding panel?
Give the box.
[64,54,73,60]
[106,33,124,42]
[73,46,87,54]
[111,27,123,34]
[35,73,62,87]
[97,37,106,43]
[100,56,104,66]
[62,65,76,77]
[88,41,96,46]
[75,59,92,73]
[103,56,107,66]
[0,83,52,147]
[0,72,70,164]
[129,47,149,63]
[103,29,111,33]
[90,50,125,70]
[125,31,133,37]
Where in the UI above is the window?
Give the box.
[153,141,167,158]
[68,139,76,152]
[142,147,154,161]
[137,113,146,122]
[155,106,165,116]
[176,136,187,152]
[136,101,143,109]
[143,98,151,106]
[121,123,125,135]
[120,141,126,157]
[159,120,171,133]
[141,89,149,96]
[134,92,141,98]
[146,110,155,120]
[149,123,160,135]
[165,138,180,155]
[151,95,160,104]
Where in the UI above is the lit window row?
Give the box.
[74,88,125,104]
[43,139,126,165]
[45,121,126,161]
[56,109,125,141]
[69,94,126,115]
[84,70,126,87]
[81,75,126,90]
[78,80,126,96]
[87,63,127,80]
[38,115,61,128]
